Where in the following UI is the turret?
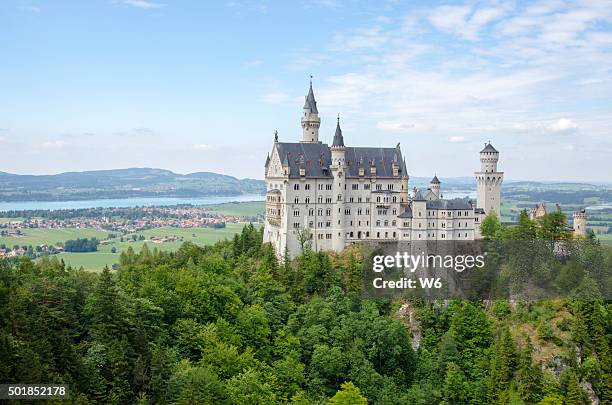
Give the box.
[475,141,503,215]
[479,142,499,172]
[300,79,321,143]
[573,208,587,237]
[400,157,409,204]
[430,175,440,197]
[330,116,346,252]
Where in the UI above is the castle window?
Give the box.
[384,220,389,226]
[326,198,332,203]
[358,197,362,203]
[377,232,380,238]
[385,232,388,238]
[326,221,331,227]
[392,209,397,215]
[293,223,300,228]
[392,196,397,203]
[376,220,381,226]
[350,232,354,238]
[318,196,323,203]
[393,232,396,238]
[392,220,396,226]
[305,197,310,204]
[364,184,371,190]
[366,231,370,237]
[294,184,299,190]
[345,209,351,215]
[305,184,310,190]
[376,184,382,190]
[309,208,314,216]
[366,209,370,214]
[295,197,299,203]
[352,184,359,190]
[294,210,300,217]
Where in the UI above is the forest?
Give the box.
[0,211,611,404]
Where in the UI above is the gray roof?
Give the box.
[475,208,485,214]
[430,175,440,184]
[480,142,498,153]
[303,82,318,114]
[276,142,332,178]
[344,145,407,178]
[274,142,407,179]
[332,118,344,147]
[398,206,413,218]
[412,190,426,201]
[425,198,473,210]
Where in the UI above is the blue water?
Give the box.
[0,194,265,212]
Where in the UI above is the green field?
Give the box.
[206,201,264,217]
[0,228,109,248]
[1,223,253,271]
[65,223,250,271]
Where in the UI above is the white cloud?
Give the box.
[547,118,578,132]
[448,136,466,143]
[123,0,165,9]
[512,118,578,133]
[41,140,66,149]
[376,121,415,133]
[192,144,215,151]
[563,144,575,151]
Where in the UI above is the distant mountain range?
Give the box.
[0,168,609,202]
[0,168,265,202]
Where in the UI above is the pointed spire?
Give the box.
[431,174,440,184]
[274,130,278,143]
[303,77,318,114]
[332,114,344,147]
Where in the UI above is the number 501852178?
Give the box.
[0,384,69,399]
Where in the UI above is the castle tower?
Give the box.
[301,79,321,143]
[475,142,503,216]
[430,175,440,198]
[400,158,410,204]
[573,209,587,237]
[330,116,346,251]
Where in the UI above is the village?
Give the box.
[0,203,264,259]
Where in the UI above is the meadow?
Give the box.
[1,223,252,271]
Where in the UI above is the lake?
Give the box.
[0,194,265,212]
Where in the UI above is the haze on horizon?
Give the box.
[1,0,611,182]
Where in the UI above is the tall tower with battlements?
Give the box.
[475,142,503,216]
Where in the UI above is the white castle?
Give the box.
[263,81,503,258]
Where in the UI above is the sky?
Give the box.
[0,0,611,181]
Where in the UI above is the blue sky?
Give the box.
[1,0,611,181]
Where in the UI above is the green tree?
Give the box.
[481,211,502,240]
[329,381,367,405]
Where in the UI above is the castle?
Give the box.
[263,81,504,258]
[529,203,588,237]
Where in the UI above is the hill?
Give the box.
[0,168,265,202]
